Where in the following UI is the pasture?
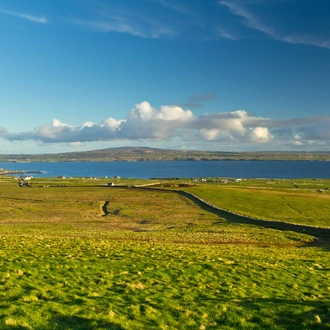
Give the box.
[0,176,329,329]
[168,178,330,228]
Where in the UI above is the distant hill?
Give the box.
[0,146,330,162]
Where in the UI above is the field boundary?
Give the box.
[133,186,330,239]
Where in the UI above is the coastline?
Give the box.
[0,170,43,176]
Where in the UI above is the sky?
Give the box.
[1,0,330,154]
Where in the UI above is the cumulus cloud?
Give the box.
[199,129,232,141]
[2,101,330,149]
[119,102,194,140]
[197,112,274,143]
[249,127,273,143]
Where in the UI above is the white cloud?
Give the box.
[220,1,274,36]
[73,19,171,39]
[72,4,174,39]
[159,105,193,121]
[68,142,83,147]
[282,35,330,50]
[101,118,124,130]
[199,129,231,141]
[153,0,197,17]
[0,8,48,24]
[198,114,273,143]
[82,121,95,128]
[129,101,193,122]
[249,127,273,143]
[52,119,72,128]
[217,29,238,40]
[129,101,155,120]
[2,101,330,149]
[70,1,231,41]
[219,1,330,49]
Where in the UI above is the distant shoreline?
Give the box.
[0,147,329,162]
[0,170,43,175]
[1,158,330,163]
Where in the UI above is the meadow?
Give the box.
[0,176,329,329]
[166,178,330,228]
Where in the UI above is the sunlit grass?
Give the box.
[0,177,329,329]
[176,180,330,228]
[0,237,329,329]
[0,180,314,244]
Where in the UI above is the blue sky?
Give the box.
[1,0,330,154]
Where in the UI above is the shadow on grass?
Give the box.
[39,299,329,330]
[215,298,330,330]
[49,315,124,330]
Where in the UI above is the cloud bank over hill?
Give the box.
[1,102,330,150]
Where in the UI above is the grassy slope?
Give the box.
[1,238,329,329]
[0,177,329,329]
[179,180,330,228]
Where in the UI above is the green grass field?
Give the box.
[165,178,330,228]
[0,177,329,329]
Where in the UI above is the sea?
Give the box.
[1,160,330,179]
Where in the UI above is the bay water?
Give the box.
[1,160,330,179]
